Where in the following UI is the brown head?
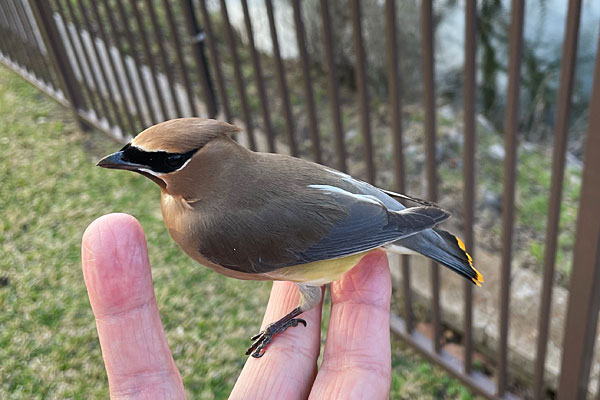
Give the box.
[97,118,244,199]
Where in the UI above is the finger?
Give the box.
[310,250,391,400]
[82,213,185,399]
[230,281,323,400]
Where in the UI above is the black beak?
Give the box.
[96,151,144,171]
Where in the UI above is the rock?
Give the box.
[477,114,495,131]
[439,104,455,120]
[346,129,358,140]
[482,189,502,212]
[488,144,505,160]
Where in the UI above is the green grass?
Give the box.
[0,64,478,399]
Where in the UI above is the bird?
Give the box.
[97,118,483,358]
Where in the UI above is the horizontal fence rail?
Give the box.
[1,1,599,399]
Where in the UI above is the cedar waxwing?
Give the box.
[97,118,483,358]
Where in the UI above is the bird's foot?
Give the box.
[246,309,306,358]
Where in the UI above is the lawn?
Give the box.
[0,64,477,399]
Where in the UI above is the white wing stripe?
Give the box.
[307,184,385,207]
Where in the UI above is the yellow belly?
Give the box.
[263,251,372,285]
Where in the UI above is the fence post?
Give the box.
[556,33,600,400]
[27,0,88,130]
[180,0,218,118]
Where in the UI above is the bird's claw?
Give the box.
[246,318,307,358]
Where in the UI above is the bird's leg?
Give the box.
[245,306,306,358]
[246,284,322,358]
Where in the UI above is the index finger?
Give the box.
[309,250,392,399]
[82,213,184,399]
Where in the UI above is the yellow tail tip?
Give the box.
[455,235,483,286]
[455,236,474,264]
[471,266,484,286]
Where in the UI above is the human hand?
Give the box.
[82,213,392,399]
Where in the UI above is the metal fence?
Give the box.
[1,1,599,399]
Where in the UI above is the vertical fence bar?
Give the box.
[145,0,181,118]
[1,3,29,71]
[266,0,297,156]
[162,0,196,117]
[88,0,137,135]
[28,0,87,129]
[9,1,34,69]
[351,0,375,183]
[533,1,582,398]
[7,1,38,80]
[498,0,525,396]
[180,0,218,118]
[463,0,477,374]
[556,29,600,400]
[53,0,96,113]
[114,0,153,127]
[12,0,40,78]
[0,4,10,60]
[421,0,440,353]
[385,0,413,333]
[29,0,61,93]
[99,0,143,131]
[78,0,128,132]
[63,0,113,127]
[241,0,275,153]
[385,0,403,227]
[1,1,49,88]
[319,0,346,172]
[401,259,414,332]
[5,1,30,68]
[14,0,50,85]
[293,0,321,164]
[0,3,21,67]
[131,0,169,121]
[20,0,57,86]
[219,0,255,149]
[0,3,9,50]
[198,0,231,122]
[7,0,25,40]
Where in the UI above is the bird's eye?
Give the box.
[164,154,185,169]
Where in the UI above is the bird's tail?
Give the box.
[398,228,484,286]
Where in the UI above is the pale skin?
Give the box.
[81,213,392,399]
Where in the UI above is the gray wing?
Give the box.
[292,185,449,263]
[199,183,449,274]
